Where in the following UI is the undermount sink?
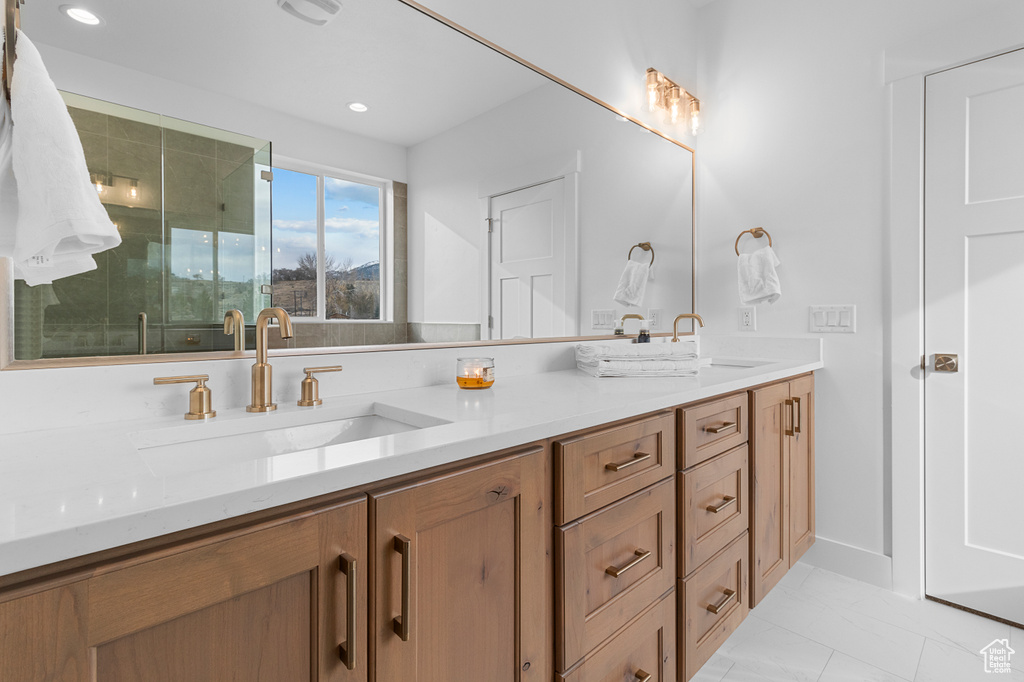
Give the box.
[130,403,450,477]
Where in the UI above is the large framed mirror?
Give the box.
[4,0,694,366]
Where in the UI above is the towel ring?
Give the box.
[734,227,772,256]
[628,241,655,266]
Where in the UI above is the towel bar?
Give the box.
[734,227,773,256]
[628,241,655,266]
[3,0,24,103]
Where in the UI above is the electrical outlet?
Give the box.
[647,308,663,330]
[739,306,756,331]
[592,309,616,329]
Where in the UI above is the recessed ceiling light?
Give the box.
[60,5,104,25]
[348,102,368,113]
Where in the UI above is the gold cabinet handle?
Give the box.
[705,421,736,434]
[706,588,737,615]
[605,548,651,578]
[634,670,652,682]
[706,495,737,514]
[605,452,651,472]
[153,374,216,420]
[338,553,357,669]
[793,396,802,434]
[785,399,794,437]
[392,534,411,641]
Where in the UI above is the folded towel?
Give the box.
[738,245,781,305]
[576,339,699,362]
[576,356,711,378]
[5,30,120,286]
[613,260,649,307]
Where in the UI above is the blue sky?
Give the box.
[272,169,381,271]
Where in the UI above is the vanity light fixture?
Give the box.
[90,171,111,194]
[644,68,702,135]
[127,179,139,200]
[348,102,368,113]
[59,5,103,26]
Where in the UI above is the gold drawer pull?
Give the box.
[392,534,411,641]
[793,396,802,434]
[705,421,736,434]
[634,670,652,682]
[706,588,737,615]
[605,548,652,578]
[339,552,357,669]
[605,452,651,472]
[706,495,737,514]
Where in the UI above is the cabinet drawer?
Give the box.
[680,444,749,577]
[679,393,747,469]
[555,411,675,525]
[557,478,676,672]
[681,532,749,681]
[557,591,676,682]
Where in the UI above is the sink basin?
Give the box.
[131,403,450,477]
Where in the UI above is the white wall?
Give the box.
[693,0,1018,584]
[35,43,408,182]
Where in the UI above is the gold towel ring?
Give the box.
[628,241,655,266]
[734,227,772,256]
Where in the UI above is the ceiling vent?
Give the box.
[277,0,342,26]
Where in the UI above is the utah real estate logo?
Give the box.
[980,639,1015,674]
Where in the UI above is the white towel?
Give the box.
[613,260,649,307]
[576,339,699,362]
[4,30,120,286]
[0,96,16,259]
[576,356,711,378]
[738,245,781,305]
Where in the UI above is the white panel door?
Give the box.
[488,179,572,339]
[925,47,1024,625]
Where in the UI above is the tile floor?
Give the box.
[693,562,1024,681]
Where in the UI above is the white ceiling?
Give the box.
[23,0,547,147]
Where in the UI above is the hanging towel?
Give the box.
[613,260,649,307]
[738,245,781,305]
[5,29,120,286]
[0,95,16,259]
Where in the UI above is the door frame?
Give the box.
[477,152,580,340]
[888,14,1024,597]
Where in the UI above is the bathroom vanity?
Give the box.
[0,338,821,682]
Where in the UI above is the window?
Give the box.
[271,163,387,321]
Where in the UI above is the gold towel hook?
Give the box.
[627,241,655,266]
[734,227,773,256]
[3,0,24,104]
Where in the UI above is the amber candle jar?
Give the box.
[456,357,495,389]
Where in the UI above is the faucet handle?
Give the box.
[298,366,344,407]
[154,374,216,420]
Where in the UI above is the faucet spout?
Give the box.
[248,307,294,412]
[672,313,705,342]
[223,309,245,351]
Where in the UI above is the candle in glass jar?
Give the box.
[456,357,495,389]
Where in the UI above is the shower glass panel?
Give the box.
[12,94,271,359]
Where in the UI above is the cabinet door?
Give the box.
[85,497,365,682]
[372,446,552,682]
[788,375,815,565]
[749,381,790,606]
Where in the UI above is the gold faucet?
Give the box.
[616,313,645,335]
[247,307,294,412]
[223,309,245,351]
[672,313,705,341]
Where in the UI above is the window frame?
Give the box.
[271,156,393,323]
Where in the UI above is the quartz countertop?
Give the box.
[0,338,822,578]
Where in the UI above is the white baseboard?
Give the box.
[800,536,893,590]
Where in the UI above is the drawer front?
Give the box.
[679,393,748,470]
[556,411,675,525]
[681,532,749,681]
[557,591,676,682]
[557,478,676,672]
[680,444,749,577]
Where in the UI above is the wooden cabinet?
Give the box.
[750,374,815,606]
[0,495,368,682]
[370,445,551,682]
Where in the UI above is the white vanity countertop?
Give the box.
[0,338,822,577]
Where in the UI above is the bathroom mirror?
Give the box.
[8,0,694,364]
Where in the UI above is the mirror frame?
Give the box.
[0,0,695,371]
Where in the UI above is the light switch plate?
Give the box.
[809,305,856,333]
[592,309,616,329]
